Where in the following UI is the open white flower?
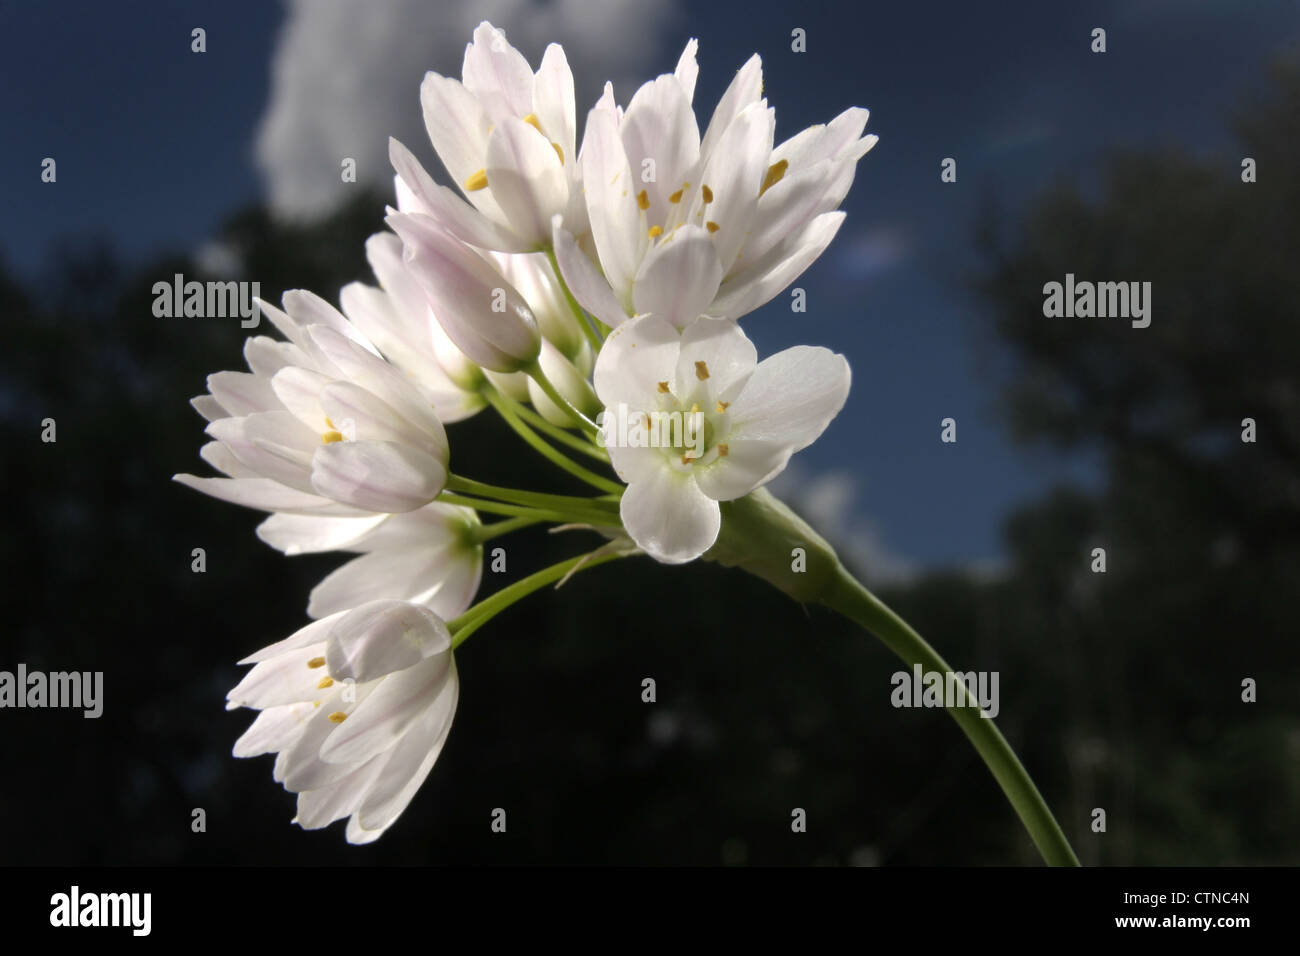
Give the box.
[593,316,851,564]
[390,20,583,253]
[229,600,460,844]
[256,502,484,622]
[554,41,876,328]
[175,290,451,515]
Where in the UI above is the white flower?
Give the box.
[388,211,542,374]
[228,600,460,844]
[175,290,451,515]
[554,40,876,328]
[389,21,583,253]
[256,502,484,622]
[593,316,851,564]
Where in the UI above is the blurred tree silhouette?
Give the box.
[1,64,1296,866]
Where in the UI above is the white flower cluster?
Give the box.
[177,22,875,842]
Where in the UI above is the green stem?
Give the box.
[436,492,616,529]
[446,474,620,517]
[473,515,539,543]
[500,390,611,463]
[449,550,627,648]
[525,359,599,436]
[545,247,605,353]
[484,389,623,494]
[820,564,1080,867]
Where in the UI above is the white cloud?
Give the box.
[255,0,680,219]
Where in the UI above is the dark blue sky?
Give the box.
[4,0,1297,573]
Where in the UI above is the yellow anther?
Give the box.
[321,430,344,444]
[695,361,710,380]
[552,142,565,164]
[637,189,650,210]
[706,221,720,233]
[328,711,348,724]
[681,453,694,465]
[701,184,714,203]
[690,403,700,414]
[718,443,730,457]
[668,188,683,204]
[648,225,663,238]
[317,677,334,689]
[657,381,671,393]
[715,400,731,413]
[760,159,788,196]
[307,657,326,669]
[522,113,542,132]
[464,169,489,191]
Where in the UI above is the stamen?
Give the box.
[464,169,489,191]
[657,381,671,393]
[552,142,565,164]
[637,189,650,210]
[760,159,788,196]
[668,188,683,204]
[522,113,542,132]
[321,430,344,444]
[328,712,348,724]
[307,657,326,669]
[718,443,730,457]
[317,677,334,689]
[706,221,720,233]
[695,361,710,380]
[715,400,731,413]
[648,225,663,238]
[701,184,714,203]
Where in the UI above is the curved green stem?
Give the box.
[525,360,599,436]
[446,474,619,515]
[473,515,539,543]
[545,248,606,354]
[499,389,610,463]
[820,564,1080,867]
[484,389,623,494]
[449,549,627,648]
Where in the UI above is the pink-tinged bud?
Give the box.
[388,212,541,373]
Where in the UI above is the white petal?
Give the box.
[227,641,331,710]
[620,75,700,227]
[727,345,851,450]
[354,664,459,833]
[295,757,386,830]
[232,702,316,758]
[255,513,388,556]
[738,158,855,279]
[484,117,567,248]
[633,225,722,330]
[190,394,226,422]
[324,601,451,683]
[699,53,762,162]
[551,218,629,329]
[207,371,279,417]
[244,335,304,378]
[690,102,774,272]
[620,465,721,565]
[199,440,256,478]
[674,38,699,104]
[311,440,446,513]
[239,614,343,665]
[710,211,845,320]
[533,44,576,169]
[308,544,465,620]
[320,655,451,765]
[389,138,531,253]
[172,474,359,515]
[672,317,757,404]
[581,107,646,310]
[592,314,681,412]
[693,437,790,501]
[420,72,493,200]
[317,381,432,449]
[462,22,534,121]
[270,366,331,433]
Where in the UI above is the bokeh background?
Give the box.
[2,0,1297,864]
